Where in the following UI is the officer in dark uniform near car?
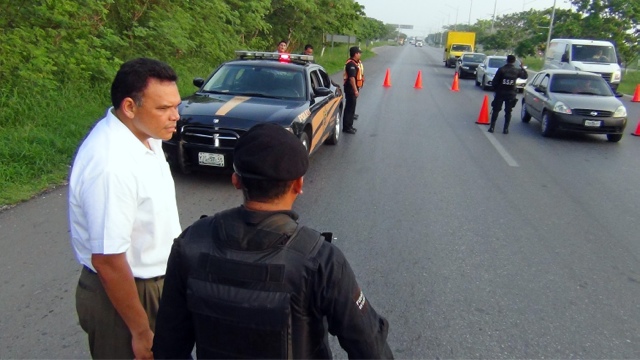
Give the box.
[343,46,364,134]
[488,54,528,134]
[152,123,394,359]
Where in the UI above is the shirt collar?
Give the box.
[105,107,157,155]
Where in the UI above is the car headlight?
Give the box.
[614,105,627,117]
[612,70,622,82]
[553,101,572,114]
[486,73,495,79]
[462,66,469,69]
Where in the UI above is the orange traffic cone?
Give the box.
[632,85,640,102]
[451,72,460,92]
[476,95,490,125]
[414,70,423,89]
[632,118,640,136]
[383,68,392,87]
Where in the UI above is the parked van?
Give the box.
[543,39,622,93]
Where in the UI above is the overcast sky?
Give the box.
[357,0,573,36]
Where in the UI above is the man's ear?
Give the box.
[120,97,137,119]
[292,177,304,195]
[231,173,243,189]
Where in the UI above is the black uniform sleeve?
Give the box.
[152,236,195,359]
[315,244,394,359]
[346,63,358,79]
[519,67,528,80]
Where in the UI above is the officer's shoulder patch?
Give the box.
[354,288,367,310]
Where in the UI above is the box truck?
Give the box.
[443,31,476,68]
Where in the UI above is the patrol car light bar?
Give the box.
[234,51,314,63]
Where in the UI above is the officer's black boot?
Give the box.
[488,111,498,133]
[503,114,511,134]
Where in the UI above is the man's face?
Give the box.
[278,42,287,53]
[130,78,181,142]
[354,52,361,61]
[304,48,313,55]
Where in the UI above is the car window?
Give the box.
[318,69,331,88]
[550,74,612,96]
[531,73,543,87]
[463,54,485,62]
[452,44,472,52]
[571,45,616,63]
[539,75,550,89]
[488,58,507,68]
[310,70,323,89]
[202,64,305,100]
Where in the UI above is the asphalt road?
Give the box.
[2,44,640,359]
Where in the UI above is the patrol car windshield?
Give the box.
[549,74,613,96]
[571,45,617,63]
[202,64,306,100]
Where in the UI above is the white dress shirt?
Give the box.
[69,108,181,278]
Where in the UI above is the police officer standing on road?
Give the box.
[488,54,528,134]
[152,123,394,359]
[343,46,365,134]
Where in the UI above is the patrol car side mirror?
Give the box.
[193,78,204,88]
[314,87,331,97]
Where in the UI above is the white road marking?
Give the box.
[481,126,520,167]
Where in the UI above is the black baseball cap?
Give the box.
[233,123,309,181]
[350,46,362,57]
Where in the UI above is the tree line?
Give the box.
[0,0,396,100]
[426,0,638,65]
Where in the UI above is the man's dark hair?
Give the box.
[507,54,516,63]
[304,44,313,51]
[110,58,178,109]
[238,177,293,202]
[279,40,288,46]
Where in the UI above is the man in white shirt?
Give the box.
[68,58,182,359]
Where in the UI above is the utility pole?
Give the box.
[544,0,557,66]
[490,0,497,33]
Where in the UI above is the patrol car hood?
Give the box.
[178,93,306,128]
[552,93,622,112]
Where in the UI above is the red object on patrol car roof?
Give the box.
[279,54,290,62]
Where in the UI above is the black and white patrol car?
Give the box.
[163,51,344,173]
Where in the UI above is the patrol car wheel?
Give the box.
[607,133,622,142]
[325,109,341,145]
[521,99,531,123]
[541,112,555,137]
[299,132,310,153]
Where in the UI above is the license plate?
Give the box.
[584,120,601,127]
[198,152,224,167]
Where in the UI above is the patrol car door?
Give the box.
[309,69,332,147]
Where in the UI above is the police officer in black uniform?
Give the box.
[152,123,394,359]
[489,54,528,134]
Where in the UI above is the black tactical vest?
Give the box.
[178,210,326,359]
